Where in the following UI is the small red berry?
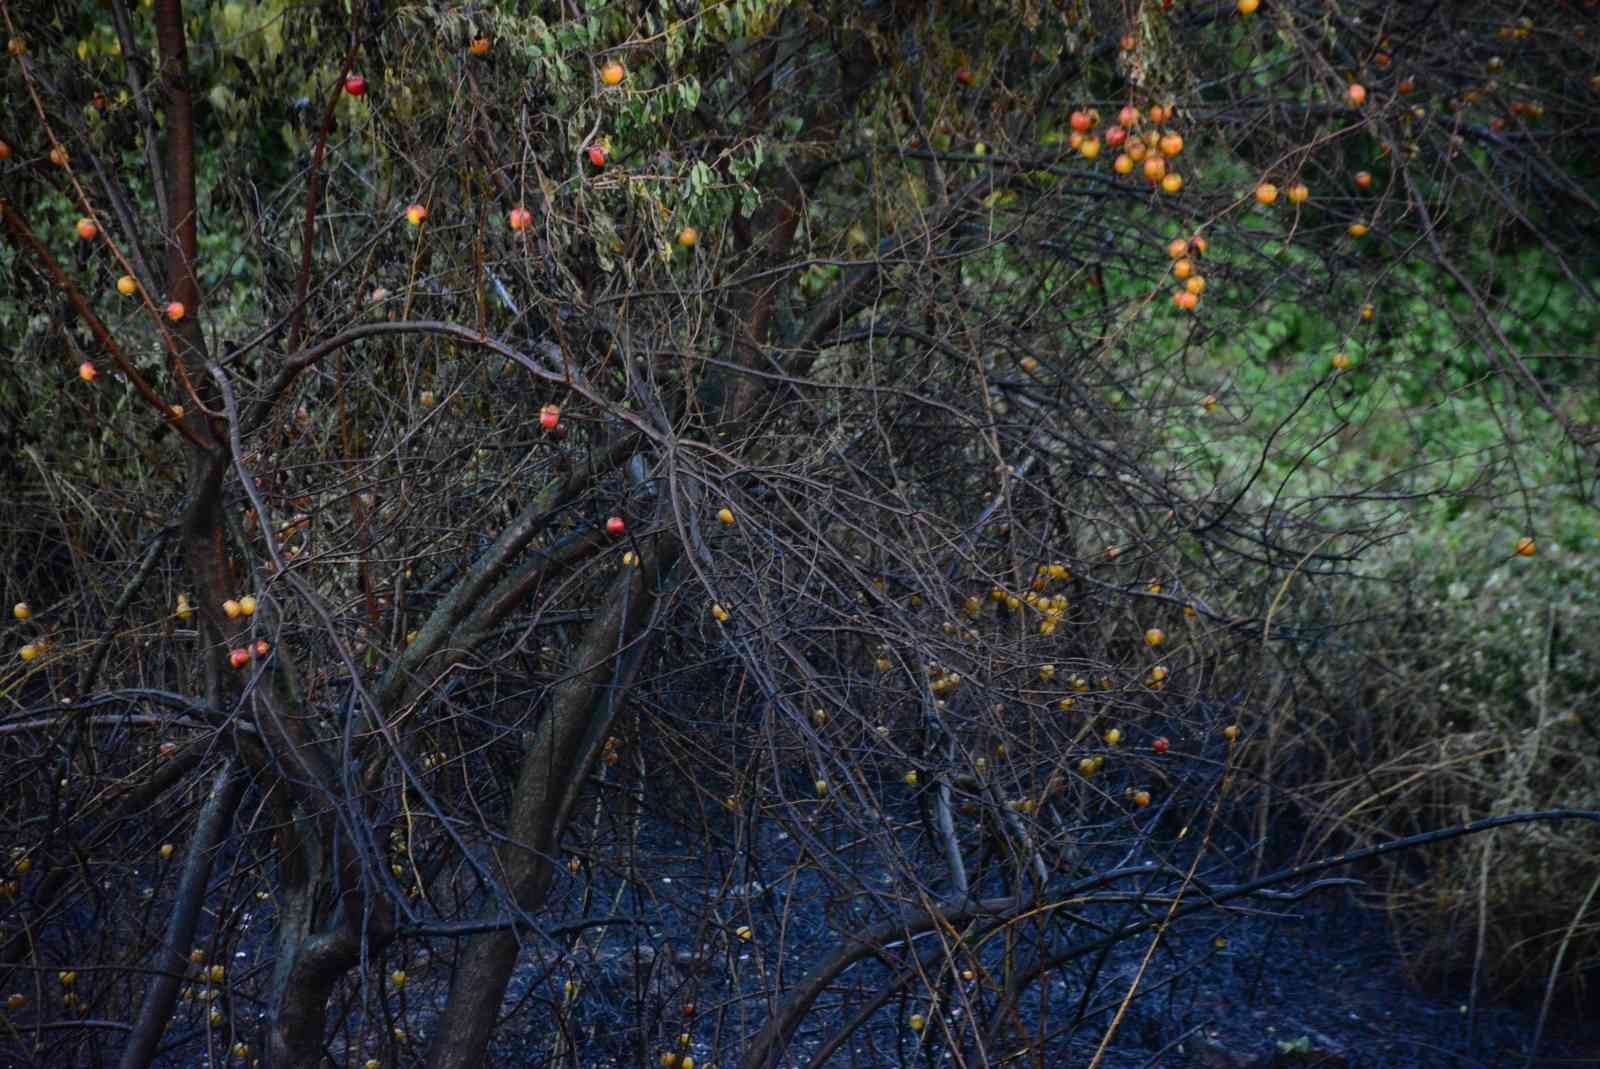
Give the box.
[344,74,367,97]
[1152,737,1170,754]
[606,516,625,537]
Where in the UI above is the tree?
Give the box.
[2,1,1598,1066]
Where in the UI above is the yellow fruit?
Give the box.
[711,604,730,622]
[1287,183,1309,204]
[678,226,699,248]
[1144,627,1165,647]
[600,61,626,86]
[1514,536,1537,557]
[12,602,29,621]
[1223,724,1241,740]
[1105,728,1122,746]
[222,599,241,619]
[903,770,918,786]
[238,595,257,616]
[1161,172,1183,194]
[717,507,735,525]
[736,925,752,941]
[18,644,39,662]
[1331,352,1352,370]
[1237,0,1259,12]
[160,843,174,860]
[1173,258,1194,280]
[814,779,828,796]
[391,970,406,987]
[909,1013,926,1032]
[116,275,137,296]
[1255,182,1278,205]
[1347,222,1370,238]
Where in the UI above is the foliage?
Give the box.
[2,0,1598,1066]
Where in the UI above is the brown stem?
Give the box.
[117,760,246,1069]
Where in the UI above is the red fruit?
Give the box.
[1118,105,1141,129]
[508,206,533,231]
[539,403,561,431]
[254,640,270,658]
[1105,125,1128,149]
[78,361,97,382]
[344,74,367,97]
[1152,737,1169,754]
[75,218,97,241]
[606,516,625,536]
[1069,109,1093,133]
[229,648,250,669]
[955,67,975,86]
[586,144,606,168]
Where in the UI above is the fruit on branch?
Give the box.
[1223,724,1241,740]
[1152,737,1170,753]
[678,226,699,248]
[903,770,918,786]
[3,37,20,55]
[254,640,270,658]
[1287,183,1309,204]
[75,218,97,240]
[117,275,137,296]
[1133,789,1151,807]
[1119,105,1141,129]
[600,61,626,86]
[0,140,10,160]
[1078,137,1101,160]
[1189,234,1208,255]
[1160,172,1183,193]
[420,389,436,407]
[1159,132,1183,158]
[1361,303,1375,321]
[391,970,406,988]
[539,403,561,431]
[1167,238,1190,259]
[469,37,490,55]
[405,203,428,225]
[229,648,250,669]
[1237,0,1259,13]
[586,144,606,168]
[78,361,97,382]
[909,1014,926,1032]
[717,507,735,525]
[1254,182,1278,205]
[1126,139,1147,163]
[1515,536,1537,557]
[166,301,186,321]
[1105,125,1128,149]
[1113,154,1134,175]
[160,844,174,860]
[1173,258,1194,281]
[1186,276,1206,295]
[1347,222,1369,238]
[1202,393,1218,412]
[1346,83,1367,107]
[955,67,975,85]
[1105,728,1122,746]
[1172,289,1198,311]
[1145,627,1165,647]
[508,206,533,231]
[1142,156,1166,182]
[223,599,242,619]
[175,594,193,620]
[711,604,730,622]
[1120,34,1136,50]
[1354,170,1373,189]
[1331,352,1352,370]
[49,145,68,167]
[344,74,366,96]
[1148,104,1169,124]
[606,516,625,536]
[12,603,30,621]
[1069,109,1094,133]
[18,644,38,662]
[239,595,257,616]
